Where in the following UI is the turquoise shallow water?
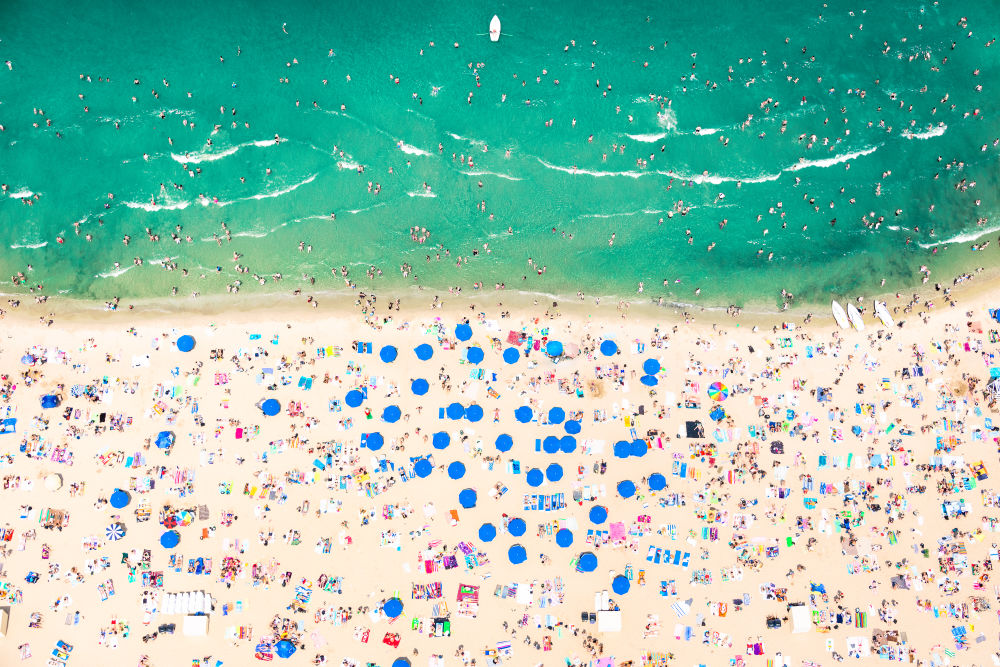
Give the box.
[1,1,999,308]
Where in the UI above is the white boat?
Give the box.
[874,300,895,328]
[489,15,501,42]
[831,301,849,329]
[847,303,865,331]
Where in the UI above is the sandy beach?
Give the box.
[0,288,998,667]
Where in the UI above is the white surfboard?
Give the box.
[847,303,865,331]
[874,300,895,328]
[831,301,849,329]
[489,15,501,42]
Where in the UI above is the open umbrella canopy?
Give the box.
[507,517,526,536]
[391,660,411,667]
[455,323,472,341]
[612,574,630,595]
[708,382,729,401]
[613,440,630,459]
[345,390,365,408]
[106,522,126,541]
[155,431,175,449]
[44,474,63,491]
[464,404,483,422]
[446,402,464,420]
[548,407,565,424]
[617,480,637,498]
[560,436,577,453]
[709,406,726,422]
[110,489,131,508]
[546,340,563,357]
[630,439,647,457]
[382,405,402,423]
[643,358,661,374]
[466,347,484,364]
[507,544,527,564]
[648,473,667,491]
[589,505,608,524]
[503,347,520,364]
[564,419,581,434]
[600,340,618,356]
[555,528,574,547]
[379,345,398,363]
[514,406,532,423]
[447,461,466,480]
[414,344,434,361]
[432,431,450,449]
[177,335,195,352]
[414,459,433,478]
[41,394,60,409]
[261,399,281,416]
[546,463,564,482]
[160,530,180,549]
[542,436,560,454]
[383,598,404,618]
[640,375,658,387]
[578,552,598,572]
[458,488,477,508]
[362,432,384,451]
[275,640,297,659]
[478,523,497,542]
[411,378,429,395]
[526,468,544,487]
[494,434,513,452]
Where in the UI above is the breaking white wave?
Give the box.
[397,141,431,156]
[7,190,34,199]
[784,146,879,172]
[901,124,947,140]
[10,241,48,249]
[694,128,720,135]
[656,109,678,131]
[447,132,487,149]
[536,158,645,178]
[148,256,178,266]
[626,133,666,143]
[463,170,522,181]
[407,190,437,198]
[917,223,1000,249]
[250,174,317,200]
[125,200,191,212]
[96,264,136,279]
[337,160,362,170]
[170,139,279,165]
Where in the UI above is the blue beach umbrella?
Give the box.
[446,402,464,420]
[526,468,544,487]
[617,480,636,498]
[414,344,433,361]
[392,660,411,667]
[578,552,598,572]
[160,530,180,549]
[514,406,532,423]
[640,375,658,387]
[465,404,483,422]
[589,505,608,524]
[455,323,472,341]
[495,434,513,452]
[383,598,403,618]
[648,473,667,491]
[155,431,175,449]
[643,358,661,375]
[564,420,581,435]
[612,575,630,595]
[345,390,364,408]
[41,394,60,409]
[559,436,577,453]
[508,544,527,565]
[613,440,630,459]
[379,345,397,363]
[414,459,433,478]
[363,432,384,451]
[411,378,429,395]
[447,461,466,480]
[432,432,450,449]
[110,489,131,509]
[261,399,281,416]
[458,488,477,508]
[546,463,563,482]
[600,340,617,356]
[177,335,195,352]
[542,436,560,454]
[479,523,497,542]
[548,407,565,424]
[555,528,574,548]
[631,439,647,457]
[503,348,520,364]
[382,405,401,423]
[466,347,484,364]
[546,340,563,357]
[507,518,526,537]
[275,640,297,659]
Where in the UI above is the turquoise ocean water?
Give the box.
[1,1,998,309]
